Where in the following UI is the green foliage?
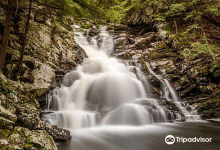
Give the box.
[168,3,187,16]
[36,0,220,25]
[124,0,220,59]
[204,1,220,16]
[191,42,215,57]
[1,81,9,93]
[36,0,127,24]
[181,41,219,60]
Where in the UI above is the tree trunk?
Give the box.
[0,0,15,73]
[18,0,32,76]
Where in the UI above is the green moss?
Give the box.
[1,81,10,94]
[211,60,220,77]
[200,67,209,77]
[155,43,169,51]
[24,136,33,149]
[0,129,12,138]
[199,97,220,118]
[81,24,93,29]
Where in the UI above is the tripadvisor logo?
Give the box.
[165,135,175,145]
[165,135,212,145]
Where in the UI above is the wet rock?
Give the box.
[88,28,99,37]
[160,100,183,114]
[148,75,161,87]
[29,130,57,150]
[114,37,127,48]
[166,110,181,121]
[46,124,71,142]
[114,51,126,59]
[151,104,157,110]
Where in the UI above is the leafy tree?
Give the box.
[124,0,220,59]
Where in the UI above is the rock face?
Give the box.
[16,103,72,142]
[46,125,71,142]
[29,130,57,150]
[0,105,17,129]
[16,103,45,130]
[111,24,220,119]
[0,1,86,149]
[31,62,55,96]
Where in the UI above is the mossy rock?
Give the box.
[0,129,12,138]
[0,105,17,122]
[199,98,220,118]
[0,127,57,150]
[0,117,15,129]
[199,67,209,77]
[28,130,57,150]
[155,42,169,51]
[210,61,220,78]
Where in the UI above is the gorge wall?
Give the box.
[110,23,220,119]
[0,1,86,149]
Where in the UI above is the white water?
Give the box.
[146,62,201,121]
[43,26,199,130]
[43,27,168,129]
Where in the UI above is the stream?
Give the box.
[58,121,220,150]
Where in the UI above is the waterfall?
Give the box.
[146,62,201,121]
[43,26,199,130]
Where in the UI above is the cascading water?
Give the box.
[40,26,219,150]
[146,62,201,121]
[43,27,167,129]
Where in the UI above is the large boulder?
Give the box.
[31,62,55,96]
[29,130,58,150]
[46,124,71,142]
[0,127,57,150]
[16,103,72,141]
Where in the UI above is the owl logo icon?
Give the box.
[165,135,175,145]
